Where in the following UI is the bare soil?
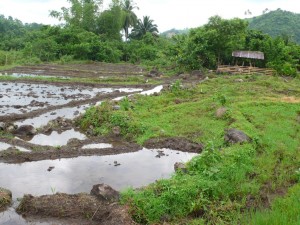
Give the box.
[17,193,136,225]
[2,62,145,78]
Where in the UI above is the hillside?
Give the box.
[160,28,189,38]
[248,9,300,43]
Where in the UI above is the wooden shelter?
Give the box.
[216,50,275,75]
[232,51,264,60]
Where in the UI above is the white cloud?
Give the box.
[0,0,299,31]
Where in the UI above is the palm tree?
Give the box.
[122,0,138,40]
[130,16,159,39]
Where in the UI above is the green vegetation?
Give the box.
[1,1,300,223]
[248,9,300,44]
[79,75,300,224]
[1,3,300,76]
[243,183,300,225]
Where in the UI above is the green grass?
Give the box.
[242,183,300,225]
[0,64,19,71]
[79,74,300,224]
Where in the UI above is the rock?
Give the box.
[216,107,228,118]
[47,166,55,172]
[90,184,120,201]
[114,161,121,166]
[235,79,244,83]
[224,128,250,144]
[147,68,160,77]
[7,125,16,133]
[67,138,82,146]
[112,126,121,135]
[0,187,12,210]
[174,162,187,173]
[174,99,182,104]
[191,70,205,79]
[155,150,166,158]
[113,105,121,110]
[0,122,5,130]
[178,73,190,80]
[13,125,36,137]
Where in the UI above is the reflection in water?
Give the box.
[0,149,197,225]
[9,73,70,79]
[140,85,163,95]
[0,207,82,225]
[112,85,164,101]
[0,82,142,116]
[28,129,86,146]
[82,143,113,149]
[15,104,89,128]
[0,142,11,151]
[0,142,31,152]
[0,148,197,199]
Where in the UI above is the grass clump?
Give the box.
[79,100,146,140]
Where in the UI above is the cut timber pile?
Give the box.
[217,65,275,75]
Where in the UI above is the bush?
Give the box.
[79,101,146,139]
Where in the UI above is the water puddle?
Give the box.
[0,142,31,152]
[27,129,86,146]
[112,85,163,101]
[82,143,113,149]
[140,85,163,95]
[8,73,70,79]
[0,148,196,199]
[0,142,11,151]
[0,148,196,225]
[0,207,78,225]
[15,104,89,128]
[0,82,142,116]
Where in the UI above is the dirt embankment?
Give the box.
[17,192,136,225]
[1,62,145,78]
[0,134,142,163]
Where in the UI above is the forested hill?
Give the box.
[0,15,43,50]
[160,28,189,38]
[248,9,300,43]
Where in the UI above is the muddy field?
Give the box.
[0,63,202,224]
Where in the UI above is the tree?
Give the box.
[50,0,103,32]
[130,16,158,39]
[96,0,123,40]
[204,16,248,65]
[121,0,138,40]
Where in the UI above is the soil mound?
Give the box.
[17,193,135,225]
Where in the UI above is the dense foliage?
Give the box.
[0,2,299,76]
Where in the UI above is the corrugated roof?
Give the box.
[232,51,264,60]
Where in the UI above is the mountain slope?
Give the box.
[160,28,189,38]
[248,9,300,43]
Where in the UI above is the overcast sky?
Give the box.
[0,0,299,32]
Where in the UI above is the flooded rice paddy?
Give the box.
[0,148,196,199]
[0,71,197,224]
[0,82,141,116]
